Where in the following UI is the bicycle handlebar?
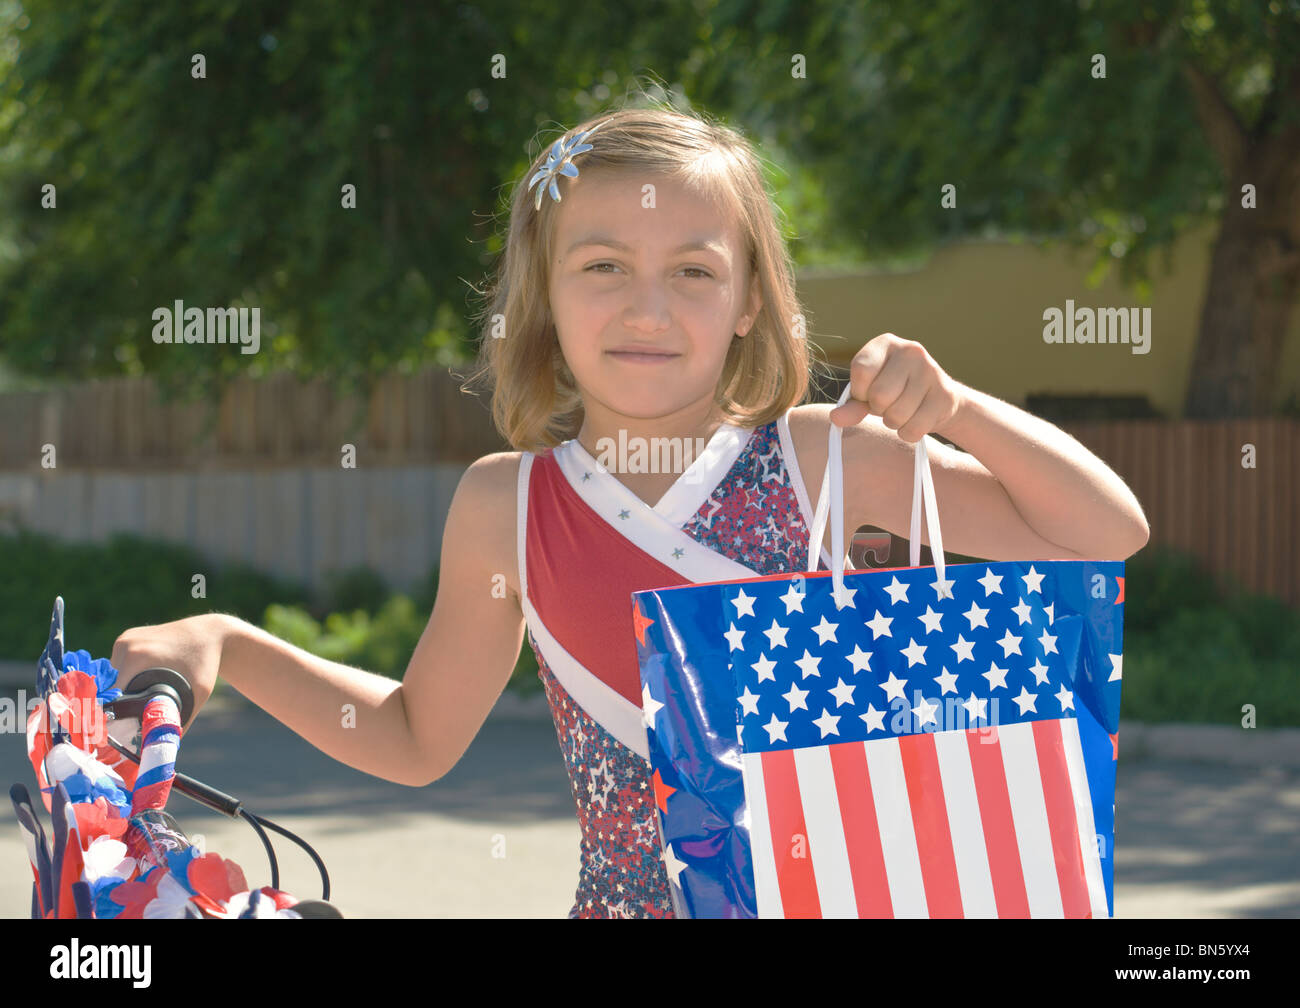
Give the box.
[102,668,332,902]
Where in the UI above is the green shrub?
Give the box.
[0,530,309,662]
[1121,609,1300,727]
[355,594,423,676]
[1218,589,1299,662]
[1118,563,1300,726]
[1122,543,1225,634]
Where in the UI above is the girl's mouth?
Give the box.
[606,347,680,364]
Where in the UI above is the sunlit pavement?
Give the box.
[3,685,1297,919]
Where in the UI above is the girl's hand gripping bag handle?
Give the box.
[632,385,1125,918]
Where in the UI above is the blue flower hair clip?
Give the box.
[527,121,604,211]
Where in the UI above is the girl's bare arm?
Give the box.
[794,399,1148,565]
[217,453,526,787]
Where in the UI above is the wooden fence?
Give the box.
[0,369,1296,608]
[1061,417,1299,610]
[0,368,508,470]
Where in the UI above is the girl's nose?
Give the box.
[623,277,672,331]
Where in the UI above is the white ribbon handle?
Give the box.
[808,385,947,597]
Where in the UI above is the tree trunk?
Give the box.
[1183,102,1300,418]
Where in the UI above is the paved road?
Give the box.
[2,688,1297,918]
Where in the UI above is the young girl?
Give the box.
[109,104,1150,919]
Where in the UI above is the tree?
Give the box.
[0,0,701,403]
[684,0,1299,417]
[1,1,1295,418]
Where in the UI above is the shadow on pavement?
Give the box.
[4,686,1298,917]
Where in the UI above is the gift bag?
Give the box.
[632,387,1125,918]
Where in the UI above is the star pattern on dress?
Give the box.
[679,423,816,575]
[588,757,616,809]
[535,651,673,919]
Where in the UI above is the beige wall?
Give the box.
[797,221,1300,417]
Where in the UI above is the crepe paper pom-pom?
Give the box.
[163,846,203,896]
[71,796,131,843]
[81,835,135,887]
[142,871,199,920]
[259,886,300,911]
[186,851,249,906]
[62,649,123,704]
[108,865,165,919]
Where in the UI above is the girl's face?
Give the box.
[547,171,762,427]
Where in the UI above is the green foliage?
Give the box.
[2,0,1295,392]
[1121,543,1225,633]
[0,0,708,397]
[1121,610,1300,727]
[1119,543,1300,726]
[0,529,311,662]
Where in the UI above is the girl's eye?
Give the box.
[584,263,713,279]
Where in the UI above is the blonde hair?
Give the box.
[464,98,819,453]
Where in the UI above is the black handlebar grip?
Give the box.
[120,667,196,728]
[170,771,244,819]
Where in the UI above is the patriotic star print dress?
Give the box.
[516,412,842,918]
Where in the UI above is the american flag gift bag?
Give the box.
[633,387,1125,918]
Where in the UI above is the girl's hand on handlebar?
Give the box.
[110,613,233,732]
